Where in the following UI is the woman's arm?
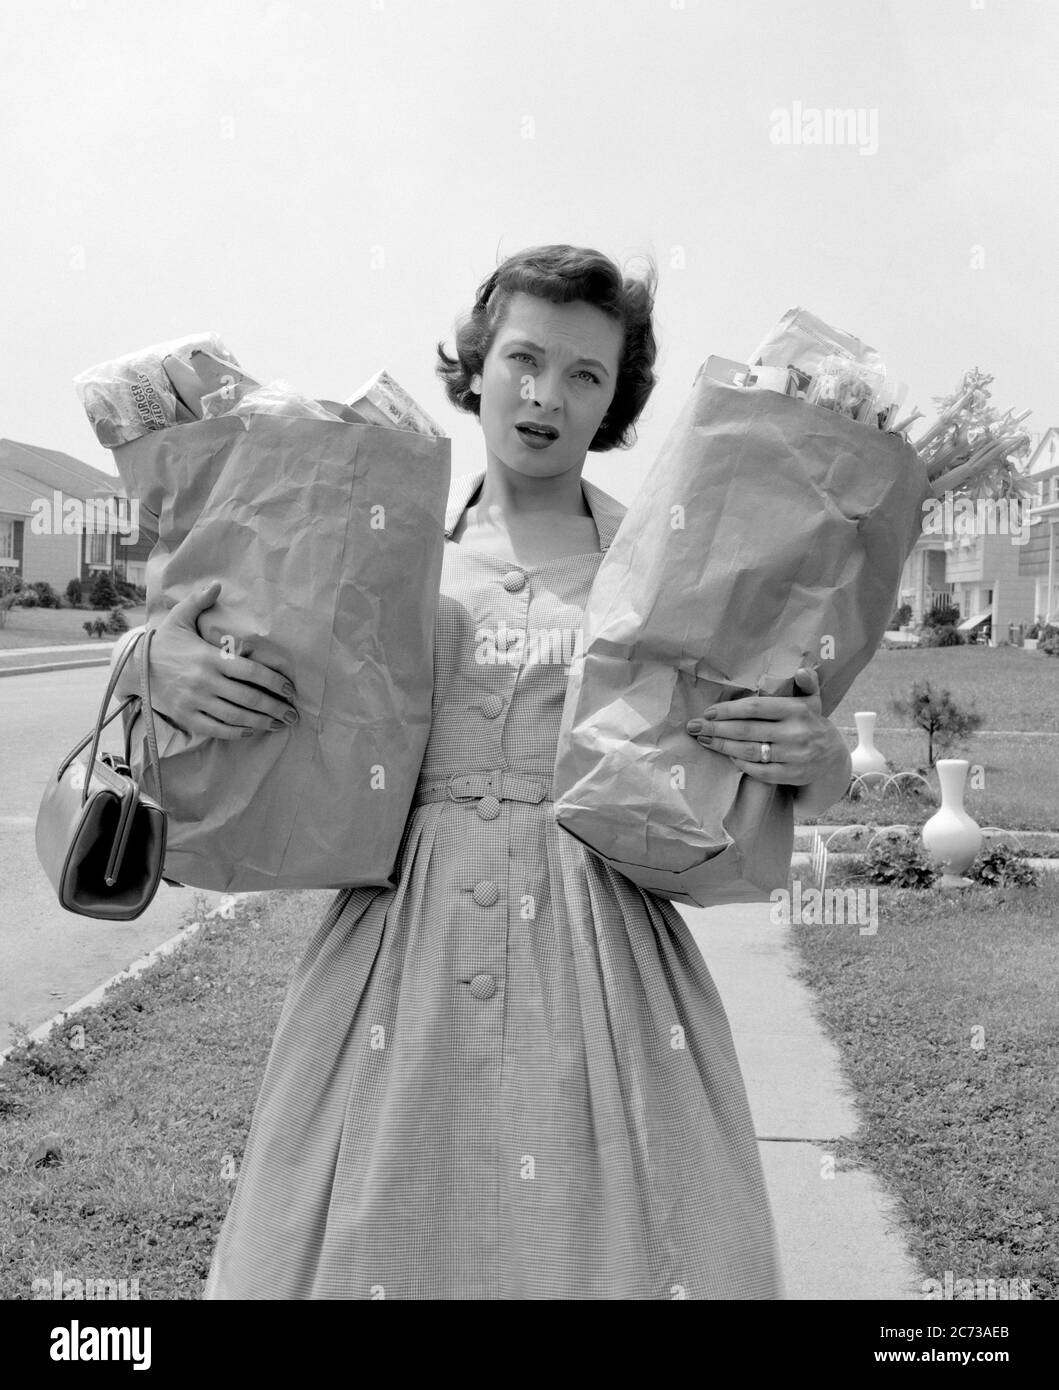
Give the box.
[107,584,298,740]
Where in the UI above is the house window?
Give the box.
[86,528,110,565]
[0,519,13,560]
[1051,476,1059,505]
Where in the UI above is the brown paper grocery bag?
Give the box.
[553,377,932,907]
[114,412,450,891]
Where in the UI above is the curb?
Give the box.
[0,658,113,678]
[0,892,254,1070]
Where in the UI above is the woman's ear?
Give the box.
[470,373,482,394]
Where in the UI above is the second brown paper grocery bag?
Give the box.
[114,411,450,891]
[552,376,931,906]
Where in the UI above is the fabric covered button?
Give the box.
[502,570,526,593]
[480,695,505,719]
[476,794,501,820]
[469,973,497,1000]
[472,880,500,907]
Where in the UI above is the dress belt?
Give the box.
[412,770,553,806]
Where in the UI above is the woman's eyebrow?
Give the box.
[505,339,611,378]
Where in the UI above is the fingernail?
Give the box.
[270,719,285,730]
[686,720,703,732]
[241,728,254,738]
[282,683,296,700]
[701,706,719,718]
[283,708,298,724]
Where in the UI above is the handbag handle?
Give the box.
[55,627,166,809]
[137,626,165,807]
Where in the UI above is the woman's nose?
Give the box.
[530,372,562,411]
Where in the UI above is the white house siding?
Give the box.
[20,527,82,591]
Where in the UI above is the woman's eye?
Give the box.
[510,352,534,364]
[576,370,601,384]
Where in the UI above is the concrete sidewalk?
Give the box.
[681,900,923,1300]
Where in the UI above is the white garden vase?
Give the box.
[850,711,887,787]
[921,759,982,887]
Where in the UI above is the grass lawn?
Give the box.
[829,644,1059,733]
[798,731,1059,833]
[789,875,1059,1301]
[0,605,146,649]
[0,889,325,1300]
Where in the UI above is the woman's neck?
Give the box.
[474,456,593,521]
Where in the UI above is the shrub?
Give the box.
[82,618,109,639]
[89,571,119,610]
[65,577,83,607]
[1040,629,1059,658]
[1025,622,1040,640]
[968,844,1040,888]
[29,580,61,608]
[890,679,984,767]
[919,623,964,648]
[851,836,938,889]
[105,606,129,635]
[889,603,913,628]
[114,577,141,602]
[16,587,39,608]
[0,572,22,629]
[922,601,961,628]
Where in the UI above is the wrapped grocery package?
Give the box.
[552,375,932,907]
[109,408,450,892]
[73,334,241,448]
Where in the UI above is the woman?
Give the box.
[118,244,852,1298]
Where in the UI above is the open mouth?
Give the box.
[515,422,560,446]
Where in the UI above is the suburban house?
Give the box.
[1018,426,1059,627]
[0,438,156,592]
[895,426,1058,643]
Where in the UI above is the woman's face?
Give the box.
[472,291,623,479]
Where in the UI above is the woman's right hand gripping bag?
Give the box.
[551,368,931,907]
[88,356,451,893]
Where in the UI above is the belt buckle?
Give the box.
[446,771,500,803]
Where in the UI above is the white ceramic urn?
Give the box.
[850,711,888,787]
[921,759,983,887]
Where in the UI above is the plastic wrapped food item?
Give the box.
[74,333,240,448]
[806,355,884,423]
[749,306,884,378]
[346,369,444,438]
[223,380,350,424]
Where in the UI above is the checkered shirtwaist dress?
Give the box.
[203,467,782,1300]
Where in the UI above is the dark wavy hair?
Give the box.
[435,243,658,452]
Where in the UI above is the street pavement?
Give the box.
[0,661,229,1051]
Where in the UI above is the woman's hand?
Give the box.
[686,666,851,814]
[135,581,299,741]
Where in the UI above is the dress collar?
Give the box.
[443,467,626,553]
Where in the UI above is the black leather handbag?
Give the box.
[35,626,168,920]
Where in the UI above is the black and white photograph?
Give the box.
[0,0,1055,1351]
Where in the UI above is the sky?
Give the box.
[2,0,1056,504]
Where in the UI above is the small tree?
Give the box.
[105,606,129,635]
[89,571,119,610]
[889,602,913,628]
[890,679,984,767]
[65,577,83,607]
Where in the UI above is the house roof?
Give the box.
[0,438,124,502]
[1026,427,1059,478]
